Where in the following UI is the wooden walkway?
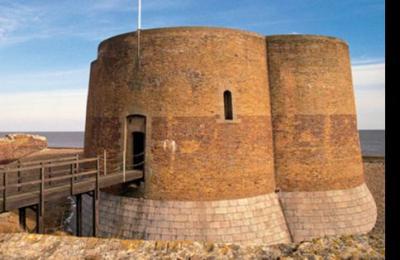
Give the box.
[0,154,143,236]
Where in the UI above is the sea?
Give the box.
[0,130,385,157]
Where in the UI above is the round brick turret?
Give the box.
[266,34,363,191]
[266,34,376,242]
[82,27,376,244]
[85,27,275,201]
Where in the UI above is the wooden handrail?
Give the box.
[0,169,98,190]
[0,168,143,192]
[0,156,78,170]
[0,168,134,193]
[3,157,97,173]
[1,154,145,213]
[15,156,78,167]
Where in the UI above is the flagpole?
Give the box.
[138,0,141,29]
[137,0,141,67]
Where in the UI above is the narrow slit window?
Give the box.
[223,90,233,120]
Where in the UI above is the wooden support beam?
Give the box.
[34,204,41,233]
[92,190,99,237]
[18,207,26,231]
[70,163,74,195]
[2,171,6,211]
[48,165,52,187]
[38,164,45,233]
[96,157,100,198]
[93,157,100,237]
[76,194,82,236]
[75,154,80,174]
[17,162,21,192]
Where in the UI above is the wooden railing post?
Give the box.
[19,207,26,231]
[75,154,80,175]
[48,164,52,187]
[96,157,100,197]
[93,157,100,236]
[35,204,40,233]
[70,162,74,195]
[17,161,21,192]
[76,194,82,236]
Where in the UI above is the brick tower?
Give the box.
[82,27,376,244]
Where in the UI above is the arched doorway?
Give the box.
[126,115,146,173]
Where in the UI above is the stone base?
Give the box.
[81,183,376,245]
[82,192,291,245]
[280,183,377,242]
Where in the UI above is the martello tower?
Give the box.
[83,27,376,244]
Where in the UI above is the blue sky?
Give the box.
[0,0,385,130]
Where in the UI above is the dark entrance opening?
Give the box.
[132,132,145,170]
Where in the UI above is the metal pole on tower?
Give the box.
[137,0,141,67]
[138,0,142,29]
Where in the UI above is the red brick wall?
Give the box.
[84,27,276,200]
[84,29,366,198]
[266,35,364,191]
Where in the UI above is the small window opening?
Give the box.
[224,90,233,120]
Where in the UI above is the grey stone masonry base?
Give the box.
[81,192,291,245]
[81,183,376,245]
[279,183,377,242]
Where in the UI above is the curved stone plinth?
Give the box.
[82,192,291,245]
[280,183,377,242]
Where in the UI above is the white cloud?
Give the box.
[352,62,385,129]
[0,62,385,131]
[352,57,385,65]
[0,89,87,131]
[0,68,90,92]
[354,89,385,129]
[0,2,43,46]
[352,62,385,89]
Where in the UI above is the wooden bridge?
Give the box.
[0,152,143,236]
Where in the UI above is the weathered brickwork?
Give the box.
[266,35,364,191]
[84,27,275,200]
[81,192,291,245]
[280,183,377,242]
[83,27,376,244]
[149,115,274,200]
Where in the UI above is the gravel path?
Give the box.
[0,233,384,259]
